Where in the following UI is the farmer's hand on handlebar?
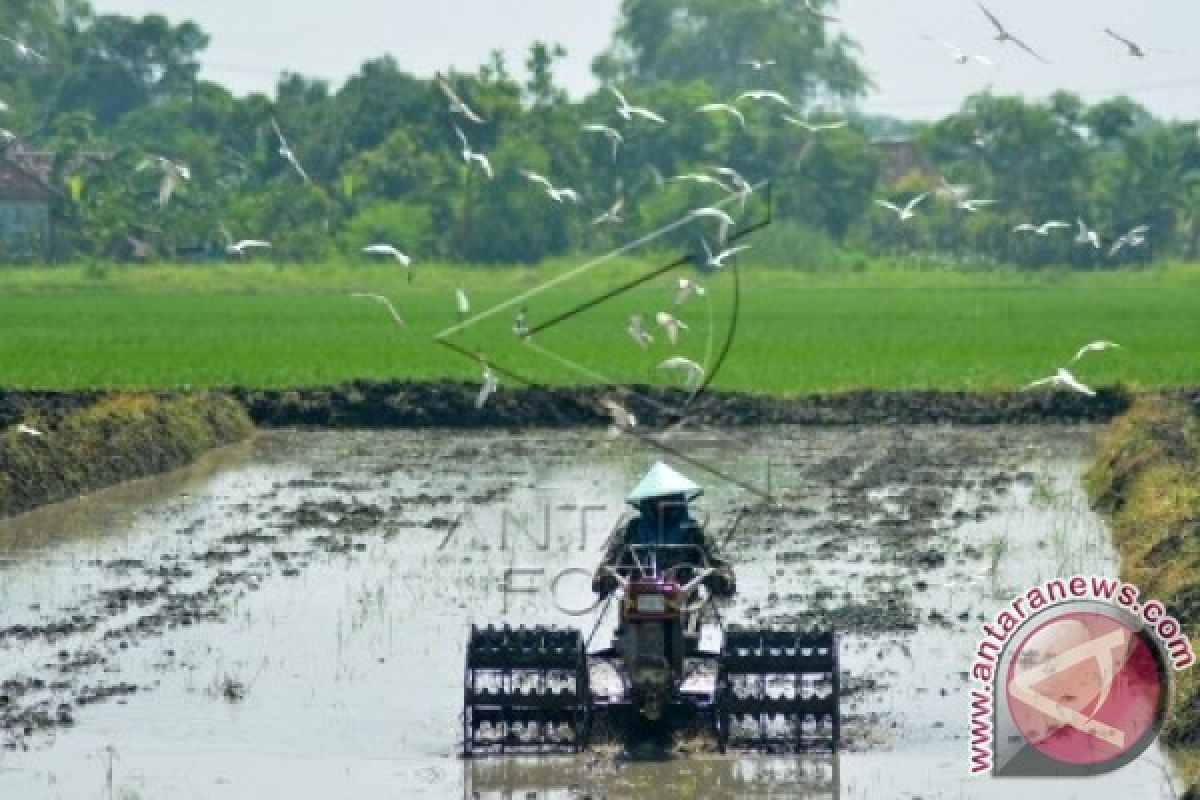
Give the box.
[679,568,715,596]
[601,565,630,589]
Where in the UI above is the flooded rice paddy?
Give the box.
[0,426,1183,798]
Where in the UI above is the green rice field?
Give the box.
[0,260,1197,394]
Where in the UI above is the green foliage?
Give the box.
[595,0,868,101]
[0,0,877,267]
[0,262,1197,392]
[743,222,861,270]
[0,1,1195,270]
[914,91,1200,268]
[340,202,434,256]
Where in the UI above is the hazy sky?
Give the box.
[93,0,1200,120]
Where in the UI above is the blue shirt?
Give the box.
[631,493,695,546]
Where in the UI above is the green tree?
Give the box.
[594,0,868,102]
[525,42,568,109]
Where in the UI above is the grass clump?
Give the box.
[1087,397,1200,786]
[0,392,253,519]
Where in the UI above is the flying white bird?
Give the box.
[710,166,756,211]
[671,173,734,193]
[599,398,637,437]
[436,72,486,124]
[455,288,471,319]
[476,362,499,409]
[645,165,668,188]
[927,37,995,67]
[513,308,530,338]
[15,423,43,437]
[697,103,746,128]
[350,293,406,327]
[627,314,654,349]
[674,278,706,306]
[783,116,848,133]
[875,193,929,221]
[547,187,582,205]
[737,90,792,108]
[1108,236,1132,258]
[1109,224,1149,256]
[1013,220,1070,235]
[701,238,751,269]
[739,59,776,71]
[270,117,312,185]
[226,239,271,257]
[137,156,190,209]
[0,99,8,112]
[0,128,15,144]
[520,169,554,192]
[936,177,972,203]
[659,357,706,390]
[608,87,666,124]
[0,36,48,63]
[1104,28,1145,58]
[957,198,998,213]
[655,312,689,345]
[1071,341,1121,364]
[689,207,736,244]
[709,166,749,187]
[1023,368,1096,397]
[126,235,154,261]
[1075,219,1102,249]
[520,169,580,203]
[801,0,840,23]
[592,195,625,226]
[581,123,623,161]
[363,244,412,267]
[977,3,1050,63]
[454,126,493,179]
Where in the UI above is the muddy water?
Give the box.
[0,427,1182,799]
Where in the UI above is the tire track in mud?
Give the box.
[0,425,1100,764]
[0,436,523,750]
[714,427,1059,750]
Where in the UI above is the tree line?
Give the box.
[0,0,1195,268]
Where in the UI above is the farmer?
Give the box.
[592,461,735,598]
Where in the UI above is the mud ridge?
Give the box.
[6,383,1190,433]
[0,392,253,520]
[0,382,1161,520]
[229,381,1150,428]
[1087,397,1200,791]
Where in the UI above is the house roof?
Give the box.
[0,143,113,202]
[0,157,54,202]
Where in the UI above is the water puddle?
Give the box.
[0,426,1181,798]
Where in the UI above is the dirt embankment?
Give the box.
[0,380,1187,522]
[231,381,1140,428]
[0,392,253,519]
[1087,397,1200,790]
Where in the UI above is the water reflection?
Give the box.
[465,754,840,799]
